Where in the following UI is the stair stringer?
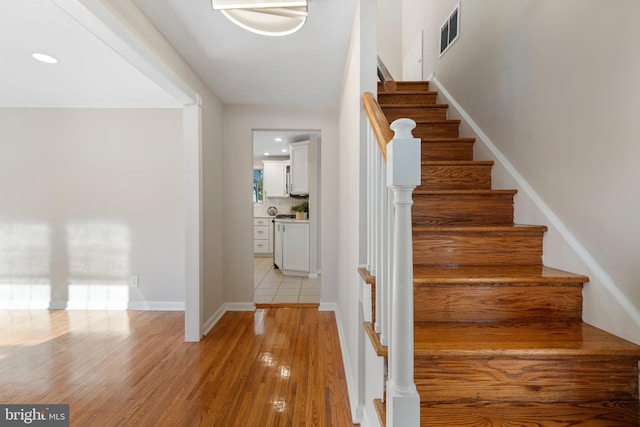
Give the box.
[429,76,640,345]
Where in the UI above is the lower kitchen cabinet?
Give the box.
[253,217,272,254]
[274,220,309,275]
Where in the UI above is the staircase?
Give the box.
[368,80,640,426]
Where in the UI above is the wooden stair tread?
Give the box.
[381,103,448,108]
[410,119,461,124]
[378,80,428,86]
[421,137,475,142]
[420,401,640,426]
[413,189,517,196]
[357,266,375,285]
[422,160,494,166]
[413,322,640,357]
[379,90,437,95]
[413,224,547,233]
[364,321,387,357]
[413,264,588,284]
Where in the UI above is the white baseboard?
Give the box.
[202,304,226,335]
[430,76,640,341]
[203,302,255,335]
[318,302,337,312]
[49,300,185,311]
[225,302,256,311]
[330,303,362,425]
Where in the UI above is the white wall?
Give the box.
[102,0,226,326]
[377,0,402,78]
[222,104,339,303]
[0,108,184,310]
[403,0,640,342]
[336,0,380,423]
[401,0,457,80]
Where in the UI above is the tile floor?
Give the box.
[254,257,321,304]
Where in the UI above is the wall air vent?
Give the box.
[440,3,460,56]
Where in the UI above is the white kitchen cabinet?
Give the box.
[289,141,309,195]
[253,217,272,254]
[273,220,309,275]
[263,161,289,198]
[283,222,309,272]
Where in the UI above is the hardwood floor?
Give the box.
[0,308,356,426]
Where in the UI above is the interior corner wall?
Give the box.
[221,104,339,304]
[0,108,184,309]
[404,0,640,342]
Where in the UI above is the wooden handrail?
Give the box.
[363,92,393,161]
[377,55,397,92]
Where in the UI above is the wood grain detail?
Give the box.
[412,191,515,226]
[382,104,448,121]
[421,139,475,161]
[357,266,376,285]
[0,308,356,427]
[364,321,387,357]
[412,120,460,138]
[363,92,393,161]
[420,161,494,190]
[415,357,639,403]
[379,81,429,92]
[412,226,545,266]
[414,283,583,323]
[378,92,438,105]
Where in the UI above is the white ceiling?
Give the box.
[1,0,355,108]
[253,129,319,158]
[131,0,356,104]
[0,0,181,108]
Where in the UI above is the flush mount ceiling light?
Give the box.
[211,0,308,37]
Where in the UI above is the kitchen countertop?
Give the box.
[273,218,309,223]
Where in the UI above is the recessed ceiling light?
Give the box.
[281,149,288,153]
[275,137,283,142]
[264,153,270,156]
[32,53,58,64]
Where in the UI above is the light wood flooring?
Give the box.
[0,308,355,426]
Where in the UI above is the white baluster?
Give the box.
[386,118,420,427]
[379,161,389,346]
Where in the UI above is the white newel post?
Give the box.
[386,118,421,427]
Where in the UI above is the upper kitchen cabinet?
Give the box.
[263,160,290,198]
[289,141,309,195]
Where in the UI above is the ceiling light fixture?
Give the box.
[32,53,58,64]
[274,137,283,141]
[264,152,270,156]
[212,0,308,37]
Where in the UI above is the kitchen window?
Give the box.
[253,168,264,204]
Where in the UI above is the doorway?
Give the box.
[252,129,321,304]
